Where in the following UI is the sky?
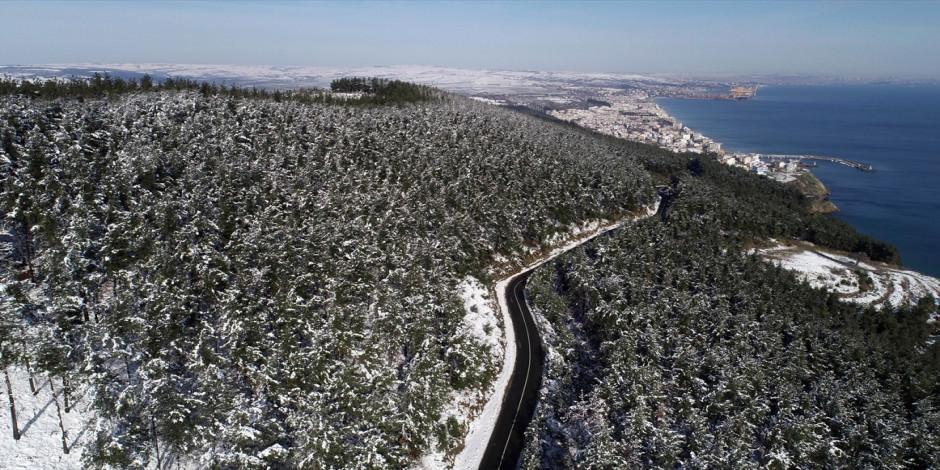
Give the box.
[1,0,939,80]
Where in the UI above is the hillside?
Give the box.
[0,82,654,468]
[787,171,838,214]
[1,78,935,469]
[522,156,940,468]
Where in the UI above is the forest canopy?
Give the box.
[1,76,930,469]
[0,81,651,467]
[522,158,938,468]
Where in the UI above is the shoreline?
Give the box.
[546,90,842,213]
[546,85,840,199]
[649,94,841,213]
[489,81,934,276]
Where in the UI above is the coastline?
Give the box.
[652,85,940,279]
[556,89,940,305]
[651,92,851,213]
[651,95,840,212]
[547,89,840,213]
[473,80,936,276]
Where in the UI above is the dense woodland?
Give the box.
[0,78,652,468]
[522,158,939,467]
[0,74,440,106]
[0,77,934,469]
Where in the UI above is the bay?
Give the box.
[659,85,940,276]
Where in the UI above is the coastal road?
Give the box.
[478,270,544,470]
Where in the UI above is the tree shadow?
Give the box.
[18,396,54,436]
[33,377,50,395]
[63,383,90,412]
[69,419,91,450]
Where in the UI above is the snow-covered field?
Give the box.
[0,63,676,95]
[757,243,940,309]
[0,368,91,469]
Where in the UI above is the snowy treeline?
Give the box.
[0,89,653,468]
[523,175,939,468]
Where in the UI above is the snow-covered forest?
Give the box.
[0,79,655,467]
[1,77,936,469]
[522,167,939,467]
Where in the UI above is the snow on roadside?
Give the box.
[448,198,660,470]
[416,277,506,470]
[442,275,518,470]
[0,367,91,470]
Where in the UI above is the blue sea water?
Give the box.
[658,85,940,277]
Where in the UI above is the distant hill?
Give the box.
[0,63,680,93]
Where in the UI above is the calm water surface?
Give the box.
[659,85,940,276]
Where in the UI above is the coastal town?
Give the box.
[540,86,811,182]
[471,82,869,214]
[466,80,867,214]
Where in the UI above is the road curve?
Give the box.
[478,270,543,469]
[467,198,660,470]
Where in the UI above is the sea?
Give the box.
[658,85,940,277]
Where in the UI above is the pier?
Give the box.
[759,154,874,172]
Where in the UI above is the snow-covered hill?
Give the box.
[756,242,940,310]
[0,86,654,468]
[0,63,677,94]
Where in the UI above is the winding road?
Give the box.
[470,198,661,470]
[478,271,543,469]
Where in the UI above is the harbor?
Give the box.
[759,154,874,172]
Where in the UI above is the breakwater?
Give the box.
[760,154,874,172]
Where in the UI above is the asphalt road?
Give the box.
[478,271,544,470]
[474,199,660,469]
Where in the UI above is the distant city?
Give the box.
[465,75,815,184]
[0,63,882,187]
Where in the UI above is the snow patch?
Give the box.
[457,278,501,358]
[757,243,940,310]
[0,367,91,469]
[469,97,505,106]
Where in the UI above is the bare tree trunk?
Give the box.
[14,221,35,283]
[24,356,37,395]
[151,414,163,469]
[49,378,69,454]
[4,369,19,440]
[62,374,71,413]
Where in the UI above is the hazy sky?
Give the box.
[2,0,939,79]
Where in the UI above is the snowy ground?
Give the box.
[756,242,940,310]
[0,367,91,469]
